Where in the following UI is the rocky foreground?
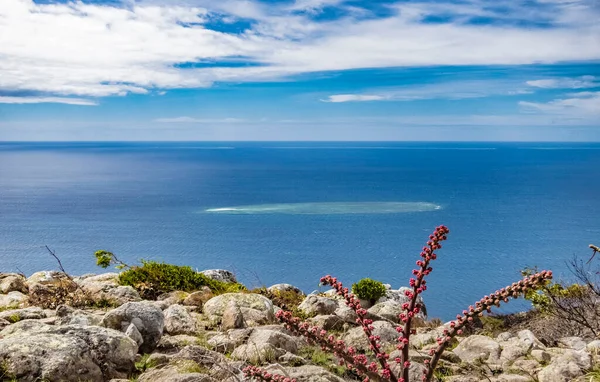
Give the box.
[0,270,597,382]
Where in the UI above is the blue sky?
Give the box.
[0,0,599,141]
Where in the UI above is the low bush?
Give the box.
[351,277,387,305]
[95,251,245,299]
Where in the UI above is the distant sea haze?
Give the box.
[1,142,599,320]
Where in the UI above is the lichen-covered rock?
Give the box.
[203,293,274,325]
[298,294,338,316]
[199,269,237,284]
[183,287,213,306]
[221,301,246,330]
[390,361,427,382]
[164,304,199,335]
[499,336,534,364]
[453,335,502,364]
[343,320,398,350]
[558,337,586,351]
[158,291,190,307]
[0,291,28,309]
[494,375,531,382]
[138,361,216,382]
[267,283,304,295]
[308,314,344,331]
[102,301,164,353]
[247,327,300,354]
[517,329,545,350]
[264,364,345,382]
[537,348,590,382]
[367,300,407,323]
[208,328,252,353]
[0,307,46,323]
[531,349,552,363]
[538,360,583,382]
[55,305,102,326]
[0,322,137,382]
[77,274,141,305]
[0,273,28,294]
[27,271,69,285]
[378,287,427,318]
[231,343,284,363]
[157,334,203,351]
[586,340,600,352]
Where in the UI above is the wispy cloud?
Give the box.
[519,91,600,114]
[323,94,388,102]
[154,117,245,123]
[526,76,599,89]
[0,96,97,105]
[322,80,533,102]
[0,0,599,98]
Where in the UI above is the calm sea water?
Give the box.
[1,142,599,319]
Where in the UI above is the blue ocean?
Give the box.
[1,142,598,319]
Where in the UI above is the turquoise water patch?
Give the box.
[204,202,441,215]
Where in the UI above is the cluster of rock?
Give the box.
[0,271,598,382]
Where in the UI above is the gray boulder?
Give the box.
[308,314,344,331]
[298,294,339,316]
[77,274,141,305]
[0,307,46,323]
[27,271,69,285]
[207,328,252,353]
[267,283,304,295]
[183,287,213,306]
[203,293,274,326]
[138,362,216,382]
[368,300,407,323]
[378,287,427,318]
[55,305,103,326]
[557,337,586,351]
[453,335,502,364]
[343,320,398,350]
[247,327,300,354]
[0,291,28,309]
[102,301,164,353]
[265,364,346,382]
[0,321,137,382]
[164,304,199,335]
[199,269,237,284]
[498,336,534,364]
[0,273,28,294]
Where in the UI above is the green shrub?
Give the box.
[351,277,387,304]
[117,260,245,299]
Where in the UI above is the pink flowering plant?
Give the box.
[243,225,553,382]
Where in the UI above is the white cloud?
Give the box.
[526,76,599,89]
[154,116,245,123]
[0,0,599,98]
[519,91,600,114]
[0,96,97,105]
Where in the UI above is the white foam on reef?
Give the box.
[204,202,442,215]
